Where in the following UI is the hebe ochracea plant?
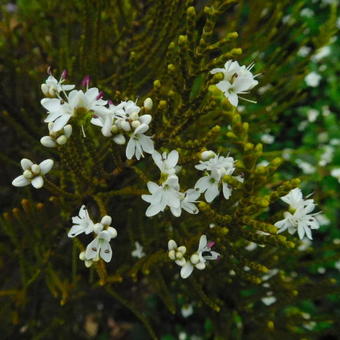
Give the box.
[0,0,338,339]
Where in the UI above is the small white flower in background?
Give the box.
[295,159,316,175]
[319,145,334,166]
[282,148,293,160]
[306,109,319,122]
[330,168,340,183]
[300,8,314,17]
[142,176,181,217]
[210,60,259,107]
[257,84,272,95]
[152,150,179,176]
[257,160,269,167]
[262,269,279,281]
[298,120,308,131]
[261,293,277,306]
[12,158,54,189]
[180,235,220,279]
[168,240,187,266]
[335,260,340,271]
[195,151,241,203]
[245,242,258,251]
[260,134,275,144]
[40,123,72,148]
[131,241,145,259]
[126,123,154,160]
[297,238,312,251]
[143,97,153,111]
[275,188,320,240]
[330,138,340,146]
[317,267,326,274]
[312,45,331,62]
[303,321,316,331]
[178,332,187,340]
[79,251,94,268]
[318,132,329,143]
[68,205,94,238]
[305,71,321,87]
[181,304,194,318]
[297,46,311,57]
[85,215,118,263]
[316,214,330,226]
[41,71,75,98]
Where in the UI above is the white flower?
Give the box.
[41,87,108,132]
[210,60,258,107]
[40,123,72,148]
[319,145,334,166]
[260,134,275,144]
[330,168,340,183]
[306,109,319,122]
[297,46,311,57]
[152,150,179,175]
[280,188,314,211]
[41,72,75,98]
[180,235,220,279]
[12,158,54,189]
[300,8,314,17]
[296,159,316,174]
[68,205,94,237]
[170,188,201,217]
[79,251,94,268]
[195,152,238,202]
[181,304,194,318]
[261,295,277,306]
[275,207,319,240]
[312,46,331,62]
[168,240,187,266]
[142,176,181,217]
[305,72,321,87]
[126,123,154,160]
[85,215,117,263]
[131,241,145,259]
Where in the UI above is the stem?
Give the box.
[44,179,77,199]
[106,286,158,340]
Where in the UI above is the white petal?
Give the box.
[205,184,219,203]
[167,150,179,168]
[85,238,100,260]
[126,138,136,159]
[100,241,112,263]
[146,204,163,217]
[113,134,126,145]
[140,135,154,154]
[147,181,160,194]
[52,114,71,131]
[297,225,305,240]
[68,224,86,238]
[228,92,239,107]
[134,123,149,134]
[170,206,182,217]
[180,262,194,279]
[21,158,33,170]
[31,176,44,189]
[139,114,152,125]
[198,235,207,252]
[12,175,30,187]
[39,159,54,175]
[222,182,232,200]
[168,240,177,250]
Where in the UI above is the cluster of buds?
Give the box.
[40,122,72,148]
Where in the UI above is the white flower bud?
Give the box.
[111,124,118,134]
[190,253,200,265]
[107,227,117,239]
[121,121,131,132]
[23,170,33,179]
[94,223,103,234]
[31,164,41,175]
[168,240,177,250]
[113,134,126,145]
[84,260,93,268]
[101,215,112,226]
[144,97,153,111]
[48,86,57,97]
[63,124,72,138]
[40,136,57,148]
[168,249,176,260]
[131,120,141,129]
[177,246,186,255]
[130,111,139,120]
[56,135,67,145]
[200,150,216,161]
[195,262,206,270]
[79,251,86,261]
[41,84,49,96]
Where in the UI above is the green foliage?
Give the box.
[0,0,339,339]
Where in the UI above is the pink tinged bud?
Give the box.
[207,241,215,248]
[61,69,68,80]
[47,66,52,75]
[96,91,104,100]
[81,75,91,88]
[108,99,113,105]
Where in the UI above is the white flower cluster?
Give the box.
[210,60,259,107]
[142,150,200,217]
[275,188,320,240]
[168,235,220,279]
[68,205,118,266]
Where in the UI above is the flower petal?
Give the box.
[12,175,30,187]
[39,159,54,175]
[21,158,33,170]
[180,262,194,279]
[31,176,44,189]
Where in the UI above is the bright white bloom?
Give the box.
[68,205,94,238]
[168,240,187,266]
[261,294,277,306]
[142,176,181,217]
[40,123,72,148]
[126,123,154,160]
[41,87,108,132]
[170,188,200,217]
[305,72,321,87]
[280,188,314,211]
[12,158,54,189]
[296,159,316,174]
[41,72,75,98]
[312,46,331,62]
[131,241,146,259]
[330,168,340,183]
[195,151,240,202]
[210,60,259,107]
[306,109,319,122]
[85,215,117,263]
[152,150,179,175]
[180,235,220,279]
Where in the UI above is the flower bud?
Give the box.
[111,124,118,134]
[101,215,112,226]
[41,84,49,96]
[143,97,153,111]
[31,164,41,175]
[23,170,33,179]
[84,260,93,268]
[131,120,141,129]
[177,246,186,254]
[190,253,200,265]
[200,150,216,161]
[121,121,131,132]
[94,223,103,234]
[176,251,183,259]
[168,249,176,260]
[130,111,139,120]
[56,135,67,145]
[79,251,86,261]
[195,262,206,270]
[107,227,117,239]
